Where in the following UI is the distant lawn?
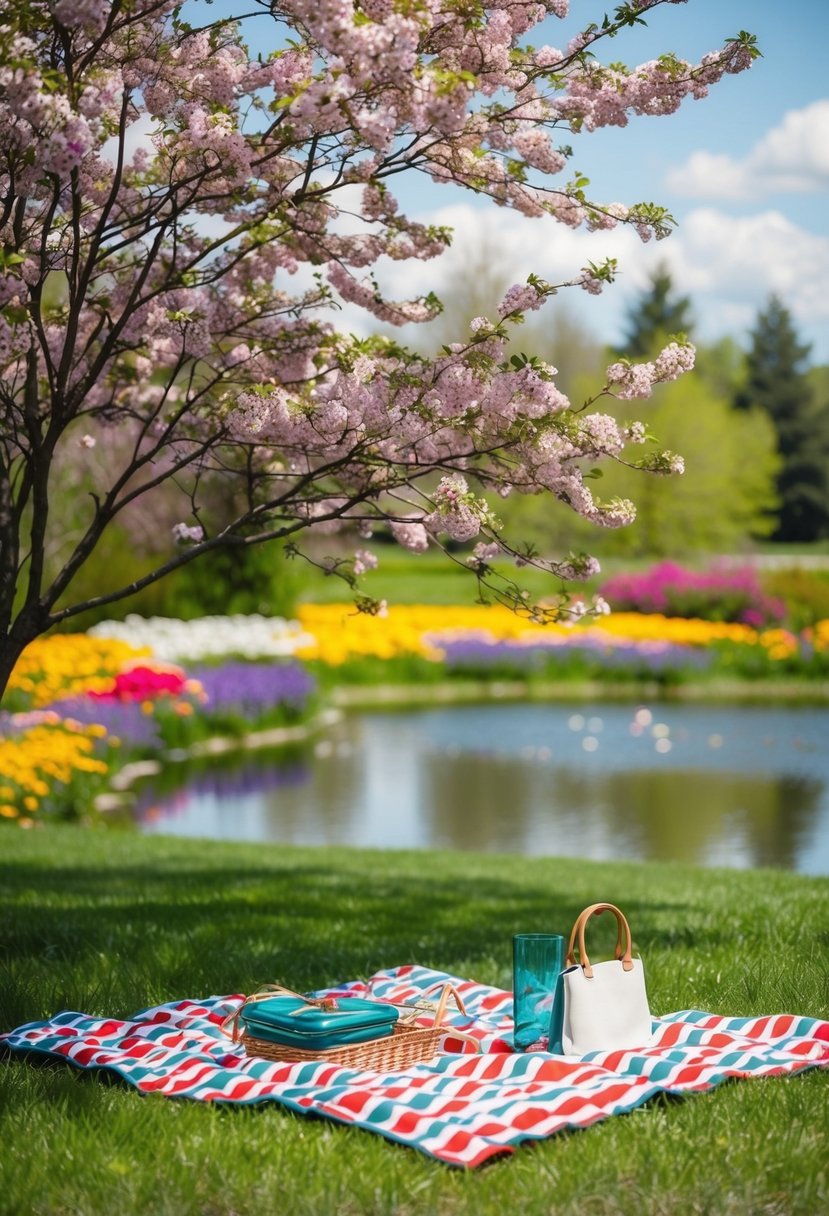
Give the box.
[294,543,829,608]
[1,826,827,1215]
[296,548,610,606]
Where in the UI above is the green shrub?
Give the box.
[762,567,829,629]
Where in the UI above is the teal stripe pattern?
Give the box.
[2,965,827,1167]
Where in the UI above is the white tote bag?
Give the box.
[561,902,653,1055]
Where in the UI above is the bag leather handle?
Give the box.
[565,902,635,979]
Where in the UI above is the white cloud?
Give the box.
[344,201,829,361]
[645,208,829,339]
[101,112,157,166]
[666,100,829,199]
[664,150,752,201]
[368,201,642,319]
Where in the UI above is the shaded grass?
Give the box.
[1,826,827,1215]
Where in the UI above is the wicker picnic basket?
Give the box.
[223,982,476,1069]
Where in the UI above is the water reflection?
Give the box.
[135,703,829,875]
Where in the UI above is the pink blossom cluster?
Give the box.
[576,414,625,457]
[53,0,111,35]
[553,555,602,582]
[352,548,378,575]
[390,518,431,553]
[424,475,490,543]
[327,263,441,325]
[471,541,502,562]
[606,342,696,399]
[558,39,754,134]
[498,282,545,317]
[172,523,205,545]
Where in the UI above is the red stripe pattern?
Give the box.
[2,965,826,1167]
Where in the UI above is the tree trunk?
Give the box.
[0,620,41,708]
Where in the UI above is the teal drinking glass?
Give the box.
[512,933,565,1051]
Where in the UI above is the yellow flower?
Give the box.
[0,717,111,820]
[7,634,149,707]
[758,628,798,661]
[294,603,768,666]
[294,603,829,668]
[806,619,829,653]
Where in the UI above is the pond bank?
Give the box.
[330,677,829,708]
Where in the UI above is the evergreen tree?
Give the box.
[736,297,829,542]
[620,263,694,357]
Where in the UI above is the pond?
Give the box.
[135,702,829,875]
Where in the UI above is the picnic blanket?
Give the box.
[2,964,827,1168]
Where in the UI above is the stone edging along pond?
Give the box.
[329,677,829,707]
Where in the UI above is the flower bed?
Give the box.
[599,561,786,628]
[4,635,150,710]
[1,637,317,823]
[0,712,111,826]
[86,613,313,662]
[293,603,828,682]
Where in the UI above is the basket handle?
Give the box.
[420,982,480,1054]
[222,981,482,1055]
[220,983,338,1042]
[565,903,635,978]
[420,981,468,1026]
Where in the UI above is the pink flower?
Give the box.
[89,665,188,702]
[390,518,430,553]
[172,523,205,544]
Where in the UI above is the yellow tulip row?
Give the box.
[6,634,149,707]
[294,603,819,665]
[0,716,110,823]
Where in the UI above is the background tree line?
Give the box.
[414,254,829,561]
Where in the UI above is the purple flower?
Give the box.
[191,661,315,716]
[438,637,712,675]
[41,697,163,748]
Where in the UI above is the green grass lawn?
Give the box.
[294,549,525,605]
[1,825,827,1215]
[294,547,644,605]
[293,543,829,612]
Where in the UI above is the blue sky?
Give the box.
[560,0,829,358]
[182,1,829,361]
[386,0,829,362]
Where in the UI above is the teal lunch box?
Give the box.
[239,995,399,1050]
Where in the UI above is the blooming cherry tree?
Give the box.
[0,0,757,695]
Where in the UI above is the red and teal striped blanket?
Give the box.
[3,964,827,1168]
